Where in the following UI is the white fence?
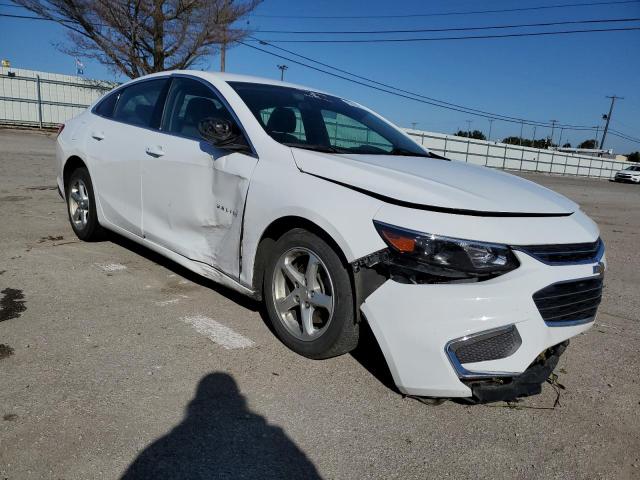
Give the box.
[406,130,629,180]
[0,66,114,128]
[0,67,630,179]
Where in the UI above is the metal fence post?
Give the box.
[443,137,448,157]
[485,140,490,166]
[502,144,507,169]
[465,138,470,163]
[36,75,43,129]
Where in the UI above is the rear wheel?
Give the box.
[263,229,358,359]
[66,167,104,241]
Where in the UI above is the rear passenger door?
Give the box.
[141,76,258,278]
[87,78,169,236]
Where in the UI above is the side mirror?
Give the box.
[198,117,250,152]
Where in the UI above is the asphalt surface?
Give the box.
[1,128,639,479]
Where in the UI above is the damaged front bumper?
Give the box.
[359,252,601,400]
[463,341,568,403]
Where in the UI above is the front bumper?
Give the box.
[614,175,640,183]
[360,251,603,398]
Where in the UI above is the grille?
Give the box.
[515,238,603,265]
[449,325,522,364]
[533,277,603,325]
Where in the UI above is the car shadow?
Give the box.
[120,372,322,479]
[107,232,398,396]
[350,319,399,394]
[106,231,260,312]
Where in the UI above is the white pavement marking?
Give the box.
[95,263,127,272]
[156,298,180,306]
[181,315,255,349]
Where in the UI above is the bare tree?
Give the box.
[13,0,261,78]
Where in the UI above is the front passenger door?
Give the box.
[141,77,258,279]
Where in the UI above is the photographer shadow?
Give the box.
[121,372,322,480]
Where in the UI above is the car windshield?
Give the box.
[625,166,639,171]
[229,82,431,157]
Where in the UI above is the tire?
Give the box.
[263,228,358,359]
[66,167,104,241]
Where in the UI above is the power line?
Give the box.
[248,37,600,130]
[250,26,640,43]
[239,40,601,132]
[609,129,640,144]
[248,0,640,19]
[254,17,640,35]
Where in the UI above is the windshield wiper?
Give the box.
[282,142,346,154]
[389,147,433,158]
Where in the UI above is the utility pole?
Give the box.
[549,120,558,147]
[558,127,564,148]
[532,126,537,148]
[220,24,227,72]
[519,120,524,145]
[277,64,288,81]
[466,119,472,138]
[599,95,623,150]
[487,119,494,142]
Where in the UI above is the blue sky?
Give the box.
[2,0,639,152]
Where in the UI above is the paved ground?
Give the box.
[1,128,639,479]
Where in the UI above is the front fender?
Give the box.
[240,162,385,287]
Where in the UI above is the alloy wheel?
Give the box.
[69,179,90,229]
[272,247,335,341]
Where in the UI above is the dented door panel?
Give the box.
[141,134,258,279]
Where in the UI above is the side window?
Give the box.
[94,91,120,118]
[260,107,307,143]
[162,77,230,139]
[112,78,169,129]
[321,110,393,152]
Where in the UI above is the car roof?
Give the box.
[164,70,329,95]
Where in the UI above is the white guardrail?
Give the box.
[0,67,630,179]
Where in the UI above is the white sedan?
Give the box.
[56,71,605,403]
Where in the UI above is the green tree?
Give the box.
[578,139,598,149]
[454,129,486,140]
[502,137,552,148]
[627,151,640,162]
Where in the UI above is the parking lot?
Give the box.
[1,128,639,479]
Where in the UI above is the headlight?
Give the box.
[373,221,519,280]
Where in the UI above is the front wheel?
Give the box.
[66,167,104,241]
[263,229,359,359]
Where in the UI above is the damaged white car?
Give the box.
[56,71,605,402]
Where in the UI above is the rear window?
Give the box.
[94,91,120,118]
[112,79,169,129]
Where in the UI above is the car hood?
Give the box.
[291,149,578,215]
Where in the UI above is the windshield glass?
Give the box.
[229,82,430,157]
[625,166,639,171]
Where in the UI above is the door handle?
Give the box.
[91,131,105,141]
[145,146,165,158]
